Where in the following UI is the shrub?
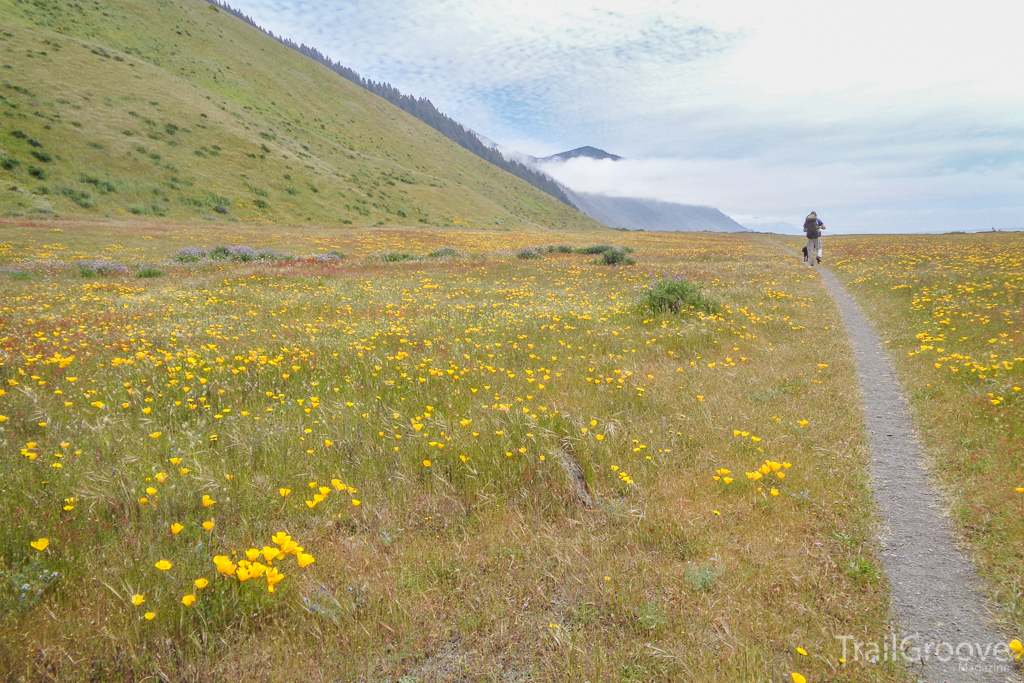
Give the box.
[683,564,720,592]
[427,247,458,258]
[638,277,720,315]
[601,249,635,265]
[575,245,614,255]
[56,185,94,208]
[214,204,228,214]
[382,252,416,262]
[548,245,572,253]
[79,174,116,194]
[27,166,46,180]
[252,199,270,210]
[136,268,165,278]
[76,259,127,276]
[516,248,543,260]
[0,157,20,171]
[29,150,52,163]
[172,247,205,263]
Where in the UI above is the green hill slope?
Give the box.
[0,0,605,231]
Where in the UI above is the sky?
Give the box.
[229,0,1024,233]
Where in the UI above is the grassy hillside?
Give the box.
[0,0,604,231]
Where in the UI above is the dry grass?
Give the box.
[826,232,1024,635]
[0,224,905,682]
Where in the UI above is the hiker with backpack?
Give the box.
[803,211,825,265]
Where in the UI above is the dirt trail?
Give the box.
[813,261,1019,682]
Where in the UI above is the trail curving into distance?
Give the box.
[814,261,1019,683]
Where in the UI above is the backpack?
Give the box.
[804,214,820,238]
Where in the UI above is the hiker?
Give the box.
[803,211,825,265]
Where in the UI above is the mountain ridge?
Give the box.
[540,146,622,163]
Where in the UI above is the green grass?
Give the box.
[0,0,604,231]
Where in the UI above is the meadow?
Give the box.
[0,220,904,682]
[828,232,1024,636]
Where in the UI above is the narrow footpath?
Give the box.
[815,262,1019,683]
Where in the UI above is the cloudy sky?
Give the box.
[230,0,1023,233]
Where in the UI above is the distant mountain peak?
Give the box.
[541,146,622,162]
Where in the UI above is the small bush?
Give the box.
[427,247,459,258]
[76,258,127,276]
[252,199,270,210]
[846,557,880,586]
[516,248,544,260]
[575,245,614,255]
[638,277,720,315]
[79,174,116,194]
[56,185,94,208]
[601,249,635,265]
[172,247,205,263]
[136,268,165,278]
[382,252,416,262]
[0,157,20,171]
[27,166,46,180]
[29,150,52,163]
[548,245,572,253]
[683,564,720,592]
[214,204,228,214]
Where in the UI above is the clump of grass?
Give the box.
[382,252,416,262]
[27,166,46,180]
[128,204,165,217]
[683,563,720,592]
[76,258,127,277]
[638,276,719,315]
[575,245,614,255]
[547,244,572,253]
[252,198,270,210]
[29,150,52,163]
[312,251,346,263]
[136,268,165,278]
[516,248,543,260]
[0,156,20,171]
[427,247,458,258]
[56,186,95,208]
[78,174,117,194]
[845,556,880,585]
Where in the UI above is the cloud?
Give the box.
[229,0,1024,231]
[538,154,1024,233]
